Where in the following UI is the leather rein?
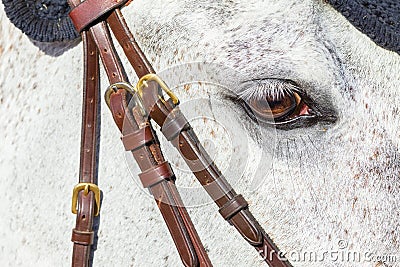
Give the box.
[67,1,292,266]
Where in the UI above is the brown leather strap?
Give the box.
[108,10,155,77]
[121,125,154,151]
[69,0,128,32]
[67,0,127,265]
[68,1,212,266]
[71,30,100,267]
[109,91,212,267]
[162,108,190,141]
[71,229,95,246]
[99,14,212,263]
[89,21,128,84]
[139,83,293,267]
[138,161,175,188]
[219,194,248,220]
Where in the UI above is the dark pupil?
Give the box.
[268,94,296,116]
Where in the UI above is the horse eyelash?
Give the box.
[238,79,300,101]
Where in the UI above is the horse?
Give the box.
[0,0,399,266]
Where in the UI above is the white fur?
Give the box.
[0,0,399,266]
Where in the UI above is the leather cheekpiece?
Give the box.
[69,0,128,32]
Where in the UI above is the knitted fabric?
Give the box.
[2,0,79,42]
[326,0,399,54]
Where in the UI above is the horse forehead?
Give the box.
[128,0,339,88]
[130,0,317,46]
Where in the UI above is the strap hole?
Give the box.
[103,48,108,53]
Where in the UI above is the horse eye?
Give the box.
[244,90,312,123]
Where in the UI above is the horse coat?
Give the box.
[0,0,399,266]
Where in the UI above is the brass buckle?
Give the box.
[105,81,147,116]
[104,82,136,108]
[136,74,179,105]
[71,183,101,216]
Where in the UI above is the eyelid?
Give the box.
[238,78,302,102]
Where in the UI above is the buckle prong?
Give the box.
[83,184,90,195]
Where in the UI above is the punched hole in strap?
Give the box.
[138,162,175,188]
[219,194,249,221]
[121,126,155,151]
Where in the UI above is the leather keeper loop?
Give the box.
[121,126,154,151]
[139,162,175,188]
[69,0,128,32]
[71,229,94,245]
[161,110,189,141]
[219,194,249,220]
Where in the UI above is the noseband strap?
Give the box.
[67,1,292,267]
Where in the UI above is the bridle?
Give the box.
[67,1,292,266]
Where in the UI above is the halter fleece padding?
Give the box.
[327,0,399,54]
[2,0,78,42]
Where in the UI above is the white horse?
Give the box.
[0,0,399,266]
